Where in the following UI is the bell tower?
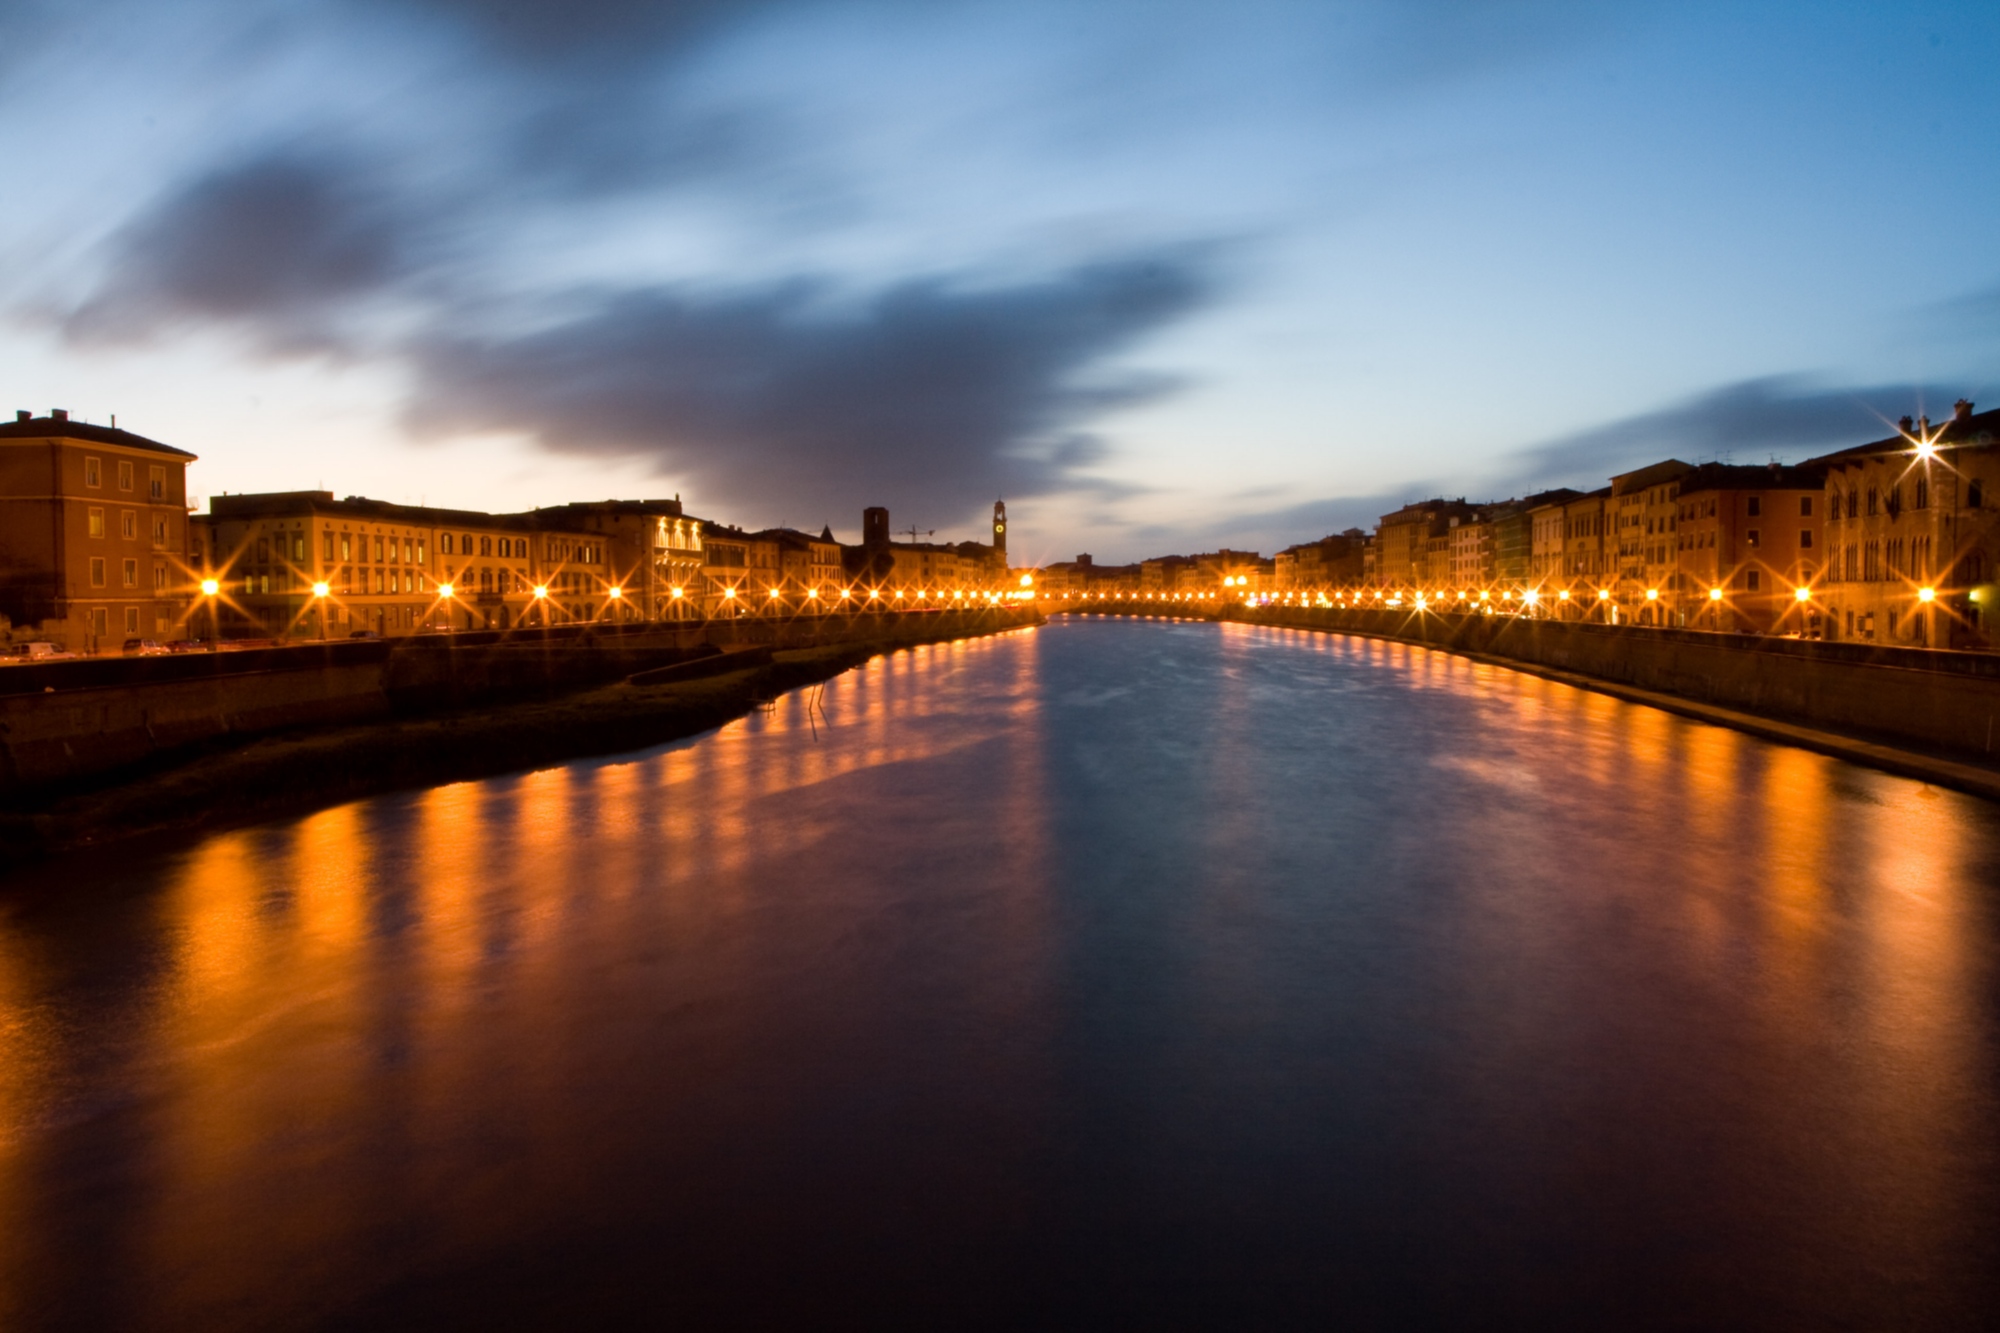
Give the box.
[992,500,1007,563]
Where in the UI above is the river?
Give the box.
[3,618,1997,1329]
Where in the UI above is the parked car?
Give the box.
[164,638,208,654]
[349,629,382,640]
[9,641,73,661]
[122,638,169,656]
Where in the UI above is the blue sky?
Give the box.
[3,1,1996,564]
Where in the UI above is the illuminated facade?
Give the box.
[1673,463,1825,635]
[1609,460,1692,624]
[195,492,617,638]
[1814,401,2000,648]
[0,411,196,649]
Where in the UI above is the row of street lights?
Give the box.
[1045,581,1945,613]
[187,571,1040,641]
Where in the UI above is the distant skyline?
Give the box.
[4,1,1997,564]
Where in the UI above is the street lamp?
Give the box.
[200,577,221,645]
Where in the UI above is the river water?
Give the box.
[3,618,1998,1329]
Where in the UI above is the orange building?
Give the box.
[1673,463,1825,635]
[194,492,616,639]
[1813,401,2000,648]
[0,410,197,651]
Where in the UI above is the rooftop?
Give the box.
[1807,401,2000,466]
[0,411,197,459]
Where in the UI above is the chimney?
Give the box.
[14,410,27,423]
[1899,415,1914,432]
[51,408,67,422]
[1955,399,1974,422]
[1077,553,1093,567]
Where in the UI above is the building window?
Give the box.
[122,558,137,588]
[1972,479,1986,509]
[256,538,270,562]
[416,539,426,563]
[149,466,165,500]
[1800,530,1814,549]
[154,563,167,590]
[85,457,102,488]
[90,556,106,587]
[1866,488,1878,516]
[1847,490,1859,518]
[88,507,105,538]
[92,608,107,637]
[1747,530,1760,548]
[1745,569,1761,591]
[117,460,134,491]
[1746,496,1761,517]
[480,536,493,557]
[1915,476,1930,509]
[122,511,137,540]
[341,534,352,561]
[125,607,140,634]
[152,516,167,547]
[372,535,383,562]
[440,533,454,555]
[1800,496,1813,516]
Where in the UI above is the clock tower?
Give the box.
[992,500,1007,565]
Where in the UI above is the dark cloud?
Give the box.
[376,0,789,65]
[1928,282,2000,336]
[405,252,1215,521]
[1497,375,1941,491]
[65,148,416,352]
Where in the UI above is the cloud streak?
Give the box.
[1496,375,1932,491]
[64,148,420,353]
[405,251,1217,521]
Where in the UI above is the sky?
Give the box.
[3,0,1997,565]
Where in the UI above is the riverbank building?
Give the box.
[1812,400,2000,648]
[0,411,197,651]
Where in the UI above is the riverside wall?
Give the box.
[1,608,1037,798]
[1055,599,2000,763]
[1242,605,2000,761]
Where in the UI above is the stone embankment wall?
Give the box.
[1,609,1035,797]
[1231,605,2000,761]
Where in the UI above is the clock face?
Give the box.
[995,522,1005,533]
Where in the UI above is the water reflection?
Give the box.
[1,620,1997,1328]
